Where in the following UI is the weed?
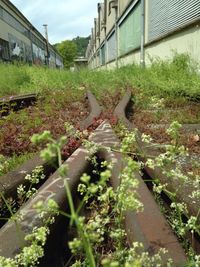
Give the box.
[0,153,35,177]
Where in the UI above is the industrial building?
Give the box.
[0,0,63,68]
[86,0,200,69]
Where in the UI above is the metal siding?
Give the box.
[148,0,200,41]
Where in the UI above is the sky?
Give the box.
[11,0,98,44]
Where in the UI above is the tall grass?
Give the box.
[0,53,200,100]
[0,64,30,96]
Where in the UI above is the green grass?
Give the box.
[0,152,35,177]
[0,64,30,97]
[0,53,200,102]
[117,53,200,100]
[0,64,121,98]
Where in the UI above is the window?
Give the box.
[119,2,141,56]
[96,51,100,66]
[24,43,32,63]
[30,33,45,50]
[0,6,3,19]
[0,38,10,61]
[107,32,116,62]
[100,44,106,65]
[8,33,25,61]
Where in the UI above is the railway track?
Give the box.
[0,93,37,117]
[0,91,199,266]
[0,91,101,206]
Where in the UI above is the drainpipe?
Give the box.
[43,24,50,66]
[115,7,118,69]
[109,0,118,69]
[101,17,107,67]
[28,27,34,65]
[104,29,107,69]
[103,0,107,68]
[140,0,145,67]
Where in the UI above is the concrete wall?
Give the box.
[145,23,200,64]
[118,50,141,67]
[99,3,106,46]
[106,0,116,34]
[119,0,132,16]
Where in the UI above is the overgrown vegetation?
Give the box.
[0,52,199,99]
[0,125,173,266]
[53,36,89,68]
[1,52,199,155]
[54,40,77,69]
[72,36,90,57]
[0,65,89,176]
[0,53,200,265]
[0,153,35,176]
[0,120,200,266]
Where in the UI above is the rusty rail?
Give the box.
[0,93,37,117]
[0,92,191,266]
[0,120,186,266]
[0,90,102,199]
[114,91,200,225]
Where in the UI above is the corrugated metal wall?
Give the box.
[107,32,116,62]
[148,0,200,42]
[119,1,141,56]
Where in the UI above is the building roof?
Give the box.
[74,57,88,62]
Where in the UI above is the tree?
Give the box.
[72,36,90,57]
[55,40,77,69]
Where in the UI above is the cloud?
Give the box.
[11,0,98,43]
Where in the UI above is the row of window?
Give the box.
[0,4,63,67]
[0,35,63,68]
[0,5,49,51]
[0,38,9,60]
[0,6,29,37]
[89,0,200,66]
[89,1,141,65]
[95,2,141,67]
[30,32,46,50]
[8,34,32,62]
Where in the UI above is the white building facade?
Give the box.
[86,0,200,69]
